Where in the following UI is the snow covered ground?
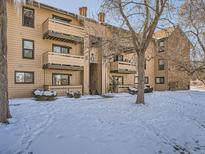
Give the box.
[0,89,205,154]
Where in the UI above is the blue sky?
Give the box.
[39,0,102,19]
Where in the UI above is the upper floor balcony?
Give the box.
[42,18,84,44]
[43,52,84,71]
[110,61,136,74]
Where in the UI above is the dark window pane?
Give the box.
[113,55,123,62]
[144,60,147,69]
[23,8,34,27]
[23,40,34,59]
[61,47,68,54]
[24,49,33,58]
[25,73,33,83]
[159,60,165,70]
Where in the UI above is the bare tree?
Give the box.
[0,0,12,123]
[101,0,169,104]
[178,0,205,85]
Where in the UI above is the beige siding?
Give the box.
[7,2,191,98]
[7,3,86,98]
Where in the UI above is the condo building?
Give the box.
[6,0,191,98]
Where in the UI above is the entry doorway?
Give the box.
[90,64,99,95]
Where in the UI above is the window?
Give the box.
[158,59,165,70]
[158,40,165,52]
[52,15,71,24]
[52,74,71,86]
[112,76,123,85]
[135,76,149,84]
[15,71,34,84]
[53,44,71,54]
[155,77,165,84]
[90,36,101,47]
[113,55,123,62]
[23,39,34,59]
[23,7,34,28]
[145,77,149,84]
[144,60,147,70]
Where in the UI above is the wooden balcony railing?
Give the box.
[110,61,136,74]
[43,52,84,70]
[42,18,84,43]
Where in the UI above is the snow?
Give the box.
[0,89,205,154]
[33,89,57,97]
[128,87,138,91]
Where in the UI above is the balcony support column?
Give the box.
[83,36,90,95]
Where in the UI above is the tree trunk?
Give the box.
[0,0,11,123]
[136,52,145,104]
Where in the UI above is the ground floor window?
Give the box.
[52,74,70,86]
[112,76,123,85]
[15,71,34,84]
[135,76,149,84]
[155,77,165,84]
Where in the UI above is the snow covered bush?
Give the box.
[33,89,57,101]
[67,91,81,99]
[67,91,74,98]
[74,92,81,98]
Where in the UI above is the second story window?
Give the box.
[23,7,34,28]
[113,55,123,62]
[158,40,165,52]
[158,59,165,70]
[23,39,34,59]
[53,44,71,54]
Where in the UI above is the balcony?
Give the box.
[42,18,84,43]
[110,61,136,74]
[119,45,135,53]
[44,85,83,96]
[43,52,84,71]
